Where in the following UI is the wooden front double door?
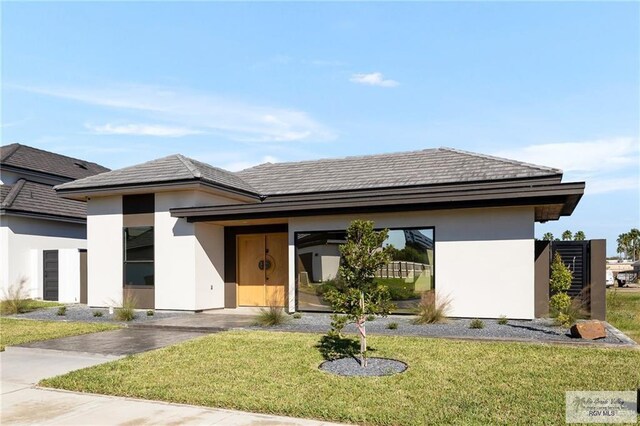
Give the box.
[237,233,288,307]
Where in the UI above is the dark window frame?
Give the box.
[294,225,436,313]
[123,226,154,287]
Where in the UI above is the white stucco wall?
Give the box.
[0,215,86,301]
[154,191,234,310]
[289,206,536,319]
[86,196,123,307]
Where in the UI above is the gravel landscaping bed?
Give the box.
[251,312,635,346]
[319,357,408,376]
[9,304,190,324]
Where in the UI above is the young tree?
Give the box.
[324,220,393,367]
[549,252,573,326]
[573,231,586,241]
[542,232,555,241]
[561,230,573,241]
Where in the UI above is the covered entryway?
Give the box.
[43,250,59,301]
[237,233,287,306]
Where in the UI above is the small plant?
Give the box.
[256,305,287,326]
[114,291,137,322]
[93,310,103,317]
[469,318,484,329]
[255,291,288,326]
[413,290,451,324]
[387,322,398,330]
[292,312,302,319]
[56,306,67,316]
[366,314,376,322]
[1,278,30,315]
[146,310,154,316]
[497,315,508,325]
[549,252,574,327]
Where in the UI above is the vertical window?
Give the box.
[295,228,434,312]
[124,226,154,286]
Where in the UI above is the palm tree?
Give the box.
[573,231,586,241]
[562,230,573,241]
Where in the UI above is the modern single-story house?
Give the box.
[1,143,109,301]
[55,148,585,319]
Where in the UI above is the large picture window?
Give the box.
[296,228,434,313]
[124,226,154,286]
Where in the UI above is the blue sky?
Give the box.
[2,2,638,255]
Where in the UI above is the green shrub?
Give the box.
[114,291,137,322]
[387,322,398,330]
[56,306,67,316]
[93,311,103,317]
[366,314,376,322]
[413,290,451,324]
[255,305,288,326]
[0,278,30,315]
[469,319,484,329]
[292,312,302,319]
[146,310,154,317]
[550,252,572,293]
[550,293,571,314]
[497,315,508,325]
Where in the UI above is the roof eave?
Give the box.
[0,209,86,224]
[55,179,262,202]
[171,181,585,223]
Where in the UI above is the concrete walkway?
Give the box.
[1,346,345,425]
[16,328,207,356]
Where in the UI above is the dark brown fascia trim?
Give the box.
[1,164,80,184]
[56,179,261,202]
[261,175,564,202]
[0,209,86,224]
[172,181,585,222]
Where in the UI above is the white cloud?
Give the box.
[350,72,399,88]
[86,123,202,137]
[586,177,640,195]
[494,138,640,195]
[17,84,334,143]
[494,138,639,173]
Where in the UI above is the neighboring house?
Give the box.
[55,147,585,319]
[0,144,109,302]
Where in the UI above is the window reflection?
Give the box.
[296,228,434,312]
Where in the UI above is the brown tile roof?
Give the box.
[56,154,259,195]
[0,143,110,180]
[55,147,563,197]
[236,147,562,195]
[1,179,86,219]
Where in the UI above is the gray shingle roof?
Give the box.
[237,147,562,195]
[1,143,110,180]
[55,147,562,197]
[1,179,86,219]
[55,154,259,195]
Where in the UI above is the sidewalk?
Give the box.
[1,347,345,426]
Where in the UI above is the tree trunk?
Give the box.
[359,291,367,367]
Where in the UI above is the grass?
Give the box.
[412,290,451,324]
[255,305,288,326]
[40,330,640,425]
[607,290,640,343]
[0,299,62,315]
[0,318,119,351]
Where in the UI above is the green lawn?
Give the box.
[607,290,640,343]
[40,331,640,425]
[0,318,119,351]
